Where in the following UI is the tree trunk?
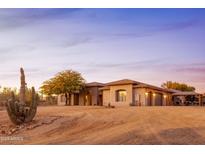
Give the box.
[69,93,71,105]
[65,93,68,106]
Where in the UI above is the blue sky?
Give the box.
[0,9,205,92]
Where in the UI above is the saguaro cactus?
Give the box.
[19,68,26,104]
[6,68,38,125]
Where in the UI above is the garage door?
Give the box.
[155,93,163,106]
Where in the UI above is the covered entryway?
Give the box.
[98,94,103,106]
[74,93,79,105]
[84,93,92,106]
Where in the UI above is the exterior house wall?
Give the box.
[57,86,102,106]
[203,96,205,105]
[133,88,146,106]
[103,90,110,106]
[57,94,75,106]
[107,84,133,107]
[143,88,172,106]
[57,94,65,106]
[79,94,85,106]
[133,88,172,106]
[87,87,99,106]
[167,95,173,105]
[100,85,174,107]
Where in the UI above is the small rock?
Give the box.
[11,128,16,132]
[1,130,6,134]
[7,131,12,135]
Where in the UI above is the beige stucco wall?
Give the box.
[57,94,75,106]
[103,84,133,107]
[143,88,172,106]
[57,86,102,106]
[57,94,66,106]
[102,85,172,107]
[133,88,146,106]
[87,87,99,106]
[133,88,172,106]
[102,90,110,106]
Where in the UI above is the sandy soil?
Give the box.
[0,106,205,145]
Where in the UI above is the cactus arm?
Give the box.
[6,101,23,125]
[24,87,38,123]
[5,92,21,124]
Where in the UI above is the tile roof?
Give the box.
[133,83,174,93]
[106,79,141,86]
[100,79,173,93]
[86,82,105,87]
[172,91,202,96]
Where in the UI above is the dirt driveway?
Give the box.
[0,106,205,145]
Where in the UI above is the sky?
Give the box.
[0,8,205,92]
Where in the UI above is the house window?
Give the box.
[116,90,127,102]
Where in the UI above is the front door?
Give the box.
[98,94,103,106]
[74,94,79,105]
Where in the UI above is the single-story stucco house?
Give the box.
[57,79,204,107]
[57,82,104,106]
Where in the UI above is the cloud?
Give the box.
[164,62,205,85]
[172,61,205,73]
[110,19,200,39]
[82,59,165,72]
[158,19,199,31]
[0,68,44,83]
[0,45,36,63]
[0,45,35,54]
[0,9,83,31]
[176,67,205,73]
[61,37,92,48]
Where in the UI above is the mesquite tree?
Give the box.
[40,70,85,105]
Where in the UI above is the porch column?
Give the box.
[199,95,202,106]
[71,94,75,106]
[180,96,186,106]
[152,93,156,106]
[163,94,167,106]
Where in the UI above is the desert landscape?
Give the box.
[0,106,205,145]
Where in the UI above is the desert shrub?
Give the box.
[38,95,57,106]
[106,103,115,108]
[0,87,18,106]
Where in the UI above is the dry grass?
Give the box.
[1,106,205,145]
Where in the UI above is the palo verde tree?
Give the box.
[40,70,86,105]
[161,81,195,92]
